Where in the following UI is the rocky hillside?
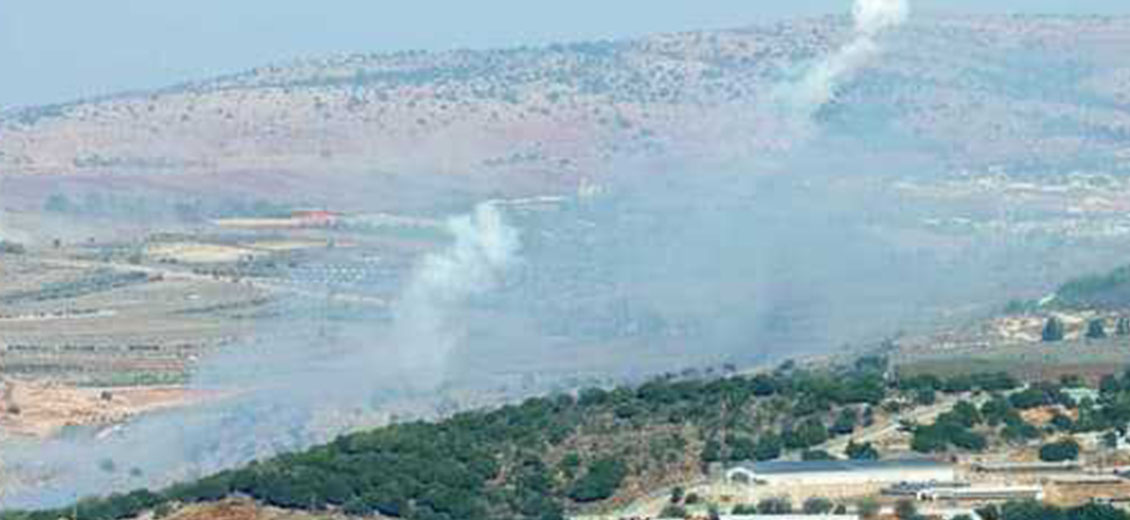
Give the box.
[2,15,1129,202]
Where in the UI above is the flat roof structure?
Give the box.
[725,458,955,486]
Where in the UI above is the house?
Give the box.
[1063,387,1100,406]
[724,459,955,486]
[291,210,341,227]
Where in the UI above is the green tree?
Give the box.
[803,497,835,515]
[857,497,882,519]
[845,440,880,460]
[831,408,858,435]
[1117,317,1130,337]
[1039,439,1080,462]
[756,497,793,515]
[802,449,835,461]
[1043,316,1066,342]
[975,504,1001,520]
[669,486,684,504]
[1103,430,1120,449]
[1087,318,1108,340]
[568,458,628,503]
[659,504,687,519]
[754,433,783,461]
[895,499,919,520]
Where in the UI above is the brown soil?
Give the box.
[0,378,218,438]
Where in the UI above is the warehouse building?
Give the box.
[918,485,1044,502]
[724,459,955,486]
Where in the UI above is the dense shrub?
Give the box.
[1039,439,1080,462]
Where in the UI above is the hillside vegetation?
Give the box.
[2,15,1129,187]
[2,357,1031,520]
[1054,264,1130,309]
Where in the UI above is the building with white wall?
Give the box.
[724,459,956,486]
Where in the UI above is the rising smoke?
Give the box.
[0,203,523,509]
[781,0,910,118]
[12,0,1065,511]
[388,202,521,388]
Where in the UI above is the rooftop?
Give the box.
[731,458,951,474]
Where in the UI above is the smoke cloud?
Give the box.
[388,202,521,388]
[0,203,525,509]
[781,0,910,118]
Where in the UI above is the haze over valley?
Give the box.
[5,2,1130,519]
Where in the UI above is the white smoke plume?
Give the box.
[782,0,910,118]
[387,201,521,388]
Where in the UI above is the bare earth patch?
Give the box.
[0,378,215,438]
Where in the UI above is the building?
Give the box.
[971,461,1081,473]
[724,459,955,486]
[1063,387,1100,406]
[918,485,1044,502]
[721,516,859,520]
[291,210,341,227]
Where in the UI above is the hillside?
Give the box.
[0,356,1029,520]
[2,15,1130,212]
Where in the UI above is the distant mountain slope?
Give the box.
[1,15,1129,192]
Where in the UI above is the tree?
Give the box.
[895,499,919,520]
[1103,430,1120,449]
[659,504,687,519]
[568,458,627,502]
[845,440,880,460]
[669,486,684,504]
[754,433,783,461]
[701,439,722,463]
[802,449,835,461]
[975,504,1001,520]
[857,497,882,519]
[1039,439,1080,462]
[1050,413,1074,432]
[949,401,983,427]
[915,388,936,406]
[1087,319,1108,340]
[727,435,757,462]
[1117,317,1130,337]
[784,418,828,449]
[1043,316,1066,342]
[831,408,858,435]
[803,497,835,515]
[757,497,793,515]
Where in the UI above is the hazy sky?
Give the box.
[1,1,1128,108]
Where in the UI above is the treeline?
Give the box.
[906,370,1130,458]
[1055,264,1130,309]
[974,500,1130,520]
[0,359,1043,520]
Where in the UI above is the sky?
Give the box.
[1,0,1128,109]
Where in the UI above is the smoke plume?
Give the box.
[781,0,910,118]
[0,203,522,509]
[388,202,521,388]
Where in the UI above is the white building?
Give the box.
[721,516,858,520]
[724,459,956,486]
[918,485,1044,502]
